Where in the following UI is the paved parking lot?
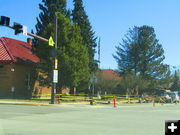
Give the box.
[0,103,180,135]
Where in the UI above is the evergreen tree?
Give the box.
[33,0,69,79]
[171,70,180,92]
[113,25,168,79]
[72,0,98,73]
[113,27,140,74]
[34,0,90,92]
[36,0,67,34]
[158,66,172,90]
[57,14,90,90]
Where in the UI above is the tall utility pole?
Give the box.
[51,12,59,104]
[98,37,101,68]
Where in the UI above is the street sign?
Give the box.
[49,36,54,46]
[23,25,27,35]
[90,76,97,84]
[55,58,58,69]
[53,70,58,83]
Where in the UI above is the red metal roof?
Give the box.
[0,37,39,64]
[0,40,12,63]
[102,69,121,80]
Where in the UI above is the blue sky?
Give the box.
[0,0,180,70]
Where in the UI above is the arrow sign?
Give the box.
[49,36,54,46]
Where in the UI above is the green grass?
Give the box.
[0,98,50,103]
[0,94,162,104]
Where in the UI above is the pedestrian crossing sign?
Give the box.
[49,36,54,47]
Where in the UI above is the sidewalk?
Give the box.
[0,100,90,107]
[0,100,57,106]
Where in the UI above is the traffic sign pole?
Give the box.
[51,13,58,104]
[93,83,94,96]
[90,76,97,96]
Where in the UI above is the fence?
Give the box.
[31,93,179,104]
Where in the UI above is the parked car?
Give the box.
[141,94,152,103]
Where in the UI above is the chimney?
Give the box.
[27,38,32,45]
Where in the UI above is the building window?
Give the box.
[26,73,30,88]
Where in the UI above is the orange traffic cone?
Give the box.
[90,97,93,105]
[113,96,116,107]
[153,96,155,107]
[160,98,163,105]
[58,92,60,104]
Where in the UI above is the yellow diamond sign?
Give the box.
[49,36,54,46]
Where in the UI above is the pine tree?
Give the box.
[56,14,90,90]
[36,0,67,35]
[113,25,168,79]
[137,26,168,79]
[72,0,98,73]
[113,27,140,74]
[158,66,172,90]
[34,0,69,78]
[34,0,90,91]
[171,70,180,92]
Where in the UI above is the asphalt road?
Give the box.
[0,103,180,135]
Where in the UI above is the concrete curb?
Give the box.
[0,101,90,107]
[0,102,60,107]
